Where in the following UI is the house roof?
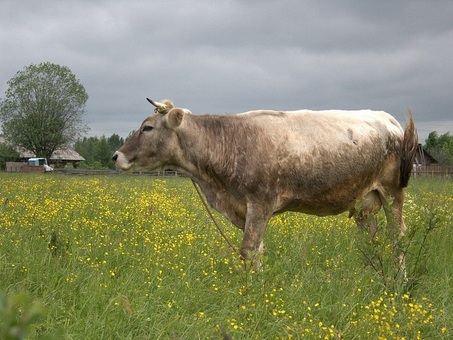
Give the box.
[50,147,85,161]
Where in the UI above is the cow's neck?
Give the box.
[177,115,245,188]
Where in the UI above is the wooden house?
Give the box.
[414,144,438,166]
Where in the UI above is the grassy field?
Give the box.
[0,173,452,339]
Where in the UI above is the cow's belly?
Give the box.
[274,195,355,216]
[279,199,353,216]
[274,177,376,217]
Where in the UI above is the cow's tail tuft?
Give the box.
[400,110,418,188]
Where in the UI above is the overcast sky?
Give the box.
[1,1,452,143]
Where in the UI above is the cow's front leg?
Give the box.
[240,204,271,272]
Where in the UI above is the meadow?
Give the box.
[0,173,452,339]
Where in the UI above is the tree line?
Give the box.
[74,134,126,169]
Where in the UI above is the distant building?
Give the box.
[0,135,85,168]
[414,144,438,166]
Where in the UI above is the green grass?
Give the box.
[0,174,452,338]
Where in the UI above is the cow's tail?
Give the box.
[400,110,418,188]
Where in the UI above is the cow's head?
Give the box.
[112,98,189,172]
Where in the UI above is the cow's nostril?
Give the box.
[112,153,118,162]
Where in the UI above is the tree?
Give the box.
[0,62,88,160]
[95,136,113,168]
[424,131,453,165]
[0,142,19,170]
[107,133,124,152]
[425,131,440,150]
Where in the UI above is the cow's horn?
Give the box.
[146,98,166,110]
[147,98,174,114]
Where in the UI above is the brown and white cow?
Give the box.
[113,99,418,270]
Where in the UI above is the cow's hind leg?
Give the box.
[378,190,407,281]
[391,190,407,281]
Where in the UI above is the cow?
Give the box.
[112,99,418,271]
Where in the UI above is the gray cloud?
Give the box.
[1,0,452,142]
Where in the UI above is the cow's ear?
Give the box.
[165,108,184,129]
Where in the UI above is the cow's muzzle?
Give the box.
[112,151,132,171]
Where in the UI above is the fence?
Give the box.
[412,166,453,178]
[5,162,25,172]
[57,168,181,177]
[7,164,452,179]
[5,162,45,173]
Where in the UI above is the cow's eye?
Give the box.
[142,125,153,132]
